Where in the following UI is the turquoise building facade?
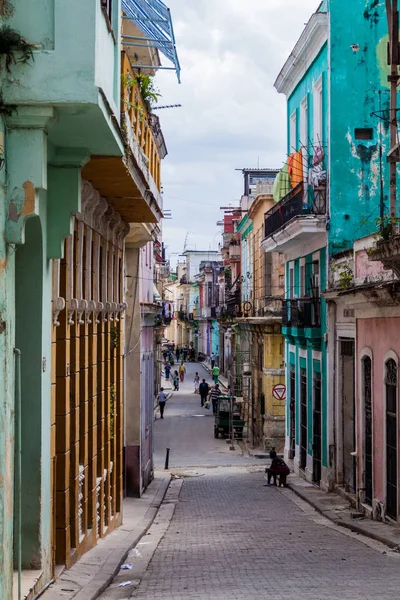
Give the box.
[263,0,391,490]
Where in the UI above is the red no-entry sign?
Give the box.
[272,384,286,400]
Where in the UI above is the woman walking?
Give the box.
[173,370,179,391]
[193,372,200,393]
[179,361,186,382]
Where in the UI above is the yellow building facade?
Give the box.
[247,194,286,451]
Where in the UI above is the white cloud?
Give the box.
[156,0,321,260]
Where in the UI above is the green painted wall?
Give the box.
[328,0,391,253]
[287,45,328,155]
[0,116,15,600]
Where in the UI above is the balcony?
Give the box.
[229,245,241,261]
[82,52,166,224]
[3,1,123,157]
[262,183,327,254]
[282,298,321,331]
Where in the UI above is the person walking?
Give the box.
[211,352,216,369]
[212,364,220,384]
[183,346,188,361]
[179,361,186,382]
[199,379,210,407]
[176,347,180,362]
[210,383,221,415]
[193,372,200,393]
[173,370,179,391]
[157,387,167,419]
[164,362,171,382]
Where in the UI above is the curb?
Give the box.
[200,361,228,389]
[45,475,172,600]
[286,481,400,550]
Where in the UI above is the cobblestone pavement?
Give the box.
[154,362,260,469]
[129,471,400,600]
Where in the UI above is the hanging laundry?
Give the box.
[288,149,303,188]
[312,146,324,166]
[309,146,326,187]
[273,162,292,202]
[308,164,327,188]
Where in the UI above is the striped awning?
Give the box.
[122,0,181,82]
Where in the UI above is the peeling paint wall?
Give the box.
[0,115,15,600]
[328,0,390,254]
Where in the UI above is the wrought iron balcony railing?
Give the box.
[282,298,321,328]
[264,182,326,239]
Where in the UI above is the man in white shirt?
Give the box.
[158,388,167,419]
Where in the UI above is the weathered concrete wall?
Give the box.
[124,247,142,496]
[0,115,15,600]
[328,0,390,254]
[357,317,400,515]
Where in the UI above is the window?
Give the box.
[300,261,306,297]
[313,77,323,145]
[355,128,373,140]
[290,110,297,152]
[101,0,112,23]
[289,266,294,299]
[311,260,320,297]
[300,96,308,150]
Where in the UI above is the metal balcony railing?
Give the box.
[264,182,326,239]
[282,298,321,328]
[120,52,162,191]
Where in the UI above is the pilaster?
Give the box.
[47,148,90,259]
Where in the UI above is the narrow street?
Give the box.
[100,362,400,600]
[154,363,257,469]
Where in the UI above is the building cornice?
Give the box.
[274,12,328,98]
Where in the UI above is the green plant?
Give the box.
[121,71,161,114]
[0,26,36,73]
[110,326,119,349]
[135,73,161,112]
[332,262,353,290]
[374,214,400,241]
[110,385,116,440]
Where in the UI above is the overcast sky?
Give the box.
[156,0,320,264]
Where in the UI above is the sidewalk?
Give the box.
[40,473,171,600]
[287,474,400,550]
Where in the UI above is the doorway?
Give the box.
[289,368,296,459]
[385,358,397,520]
[362,356,373,506]
[300,367,307,471]
[15,215,43,569]
[313,372,322,485]
[341,339,355,493]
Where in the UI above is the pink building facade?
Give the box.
[327,234,400,522]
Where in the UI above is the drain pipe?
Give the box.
[14,348,21,600]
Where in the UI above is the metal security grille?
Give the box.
[386,359,397,520]
[300,368,307,471]
[313,373,322,485]
[363,356,373,506]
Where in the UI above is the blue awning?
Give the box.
[121,0,181,82]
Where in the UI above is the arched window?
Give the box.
[386,358,398,520]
